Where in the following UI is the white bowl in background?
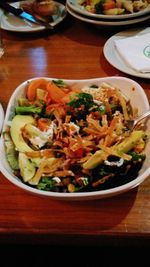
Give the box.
[67,0,150,20]
[66,3,150,27]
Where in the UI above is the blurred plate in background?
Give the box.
[0,1,67,32]
[103,27,150,79]
[66,3,150,26]
[67,0,150,20]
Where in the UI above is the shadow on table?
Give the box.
[61,187,138,232]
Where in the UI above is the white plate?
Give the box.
[67,0,150,20]
[0,1,67,32]
[0,76,150,200]
[0,103,4,133]
[103,27,150,79]
[66,4,150,26]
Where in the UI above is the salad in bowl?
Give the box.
[0,76,150,200]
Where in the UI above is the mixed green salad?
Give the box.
[3,78,148,193]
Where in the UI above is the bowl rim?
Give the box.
[0,75,150,200]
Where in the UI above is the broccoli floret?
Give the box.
[68,92,94,109]
[15,105,42,115]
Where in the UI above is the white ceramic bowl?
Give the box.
[0,76,150,200]
[67,0,150,20]
[66,3,150,27]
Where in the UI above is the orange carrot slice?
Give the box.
[26,79,49,101]
[46,81,67,103]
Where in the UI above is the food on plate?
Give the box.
[77,0,150,15]
[33,0,58,16]
[20,0,58,22]
[3,78,148,193]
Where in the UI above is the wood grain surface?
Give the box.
[0,8,150,251]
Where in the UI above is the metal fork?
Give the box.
[126,108,150,131]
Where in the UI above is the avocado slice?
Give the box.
[10,115,35,152]
[83,130,145,170]
[3,132,19,170]
[18,152,36,182]
[83,150,106,170]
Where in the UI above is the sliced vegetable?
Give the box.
[4,132,19,170]
[83,130,145,169]
[116,130,146,154]
[19,152,36,182]
[26,79,49,101]
[10,115,35,152]
[15,105,42,115]
[46,81,67,103]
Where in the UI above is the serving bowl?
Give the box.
[67,0,150,20]
[66,3,150,27]
[0,76,150,200]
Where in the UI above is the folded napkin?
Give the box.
[114,32,150,73]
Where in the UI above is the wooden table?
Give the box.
[0,7,150,255]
